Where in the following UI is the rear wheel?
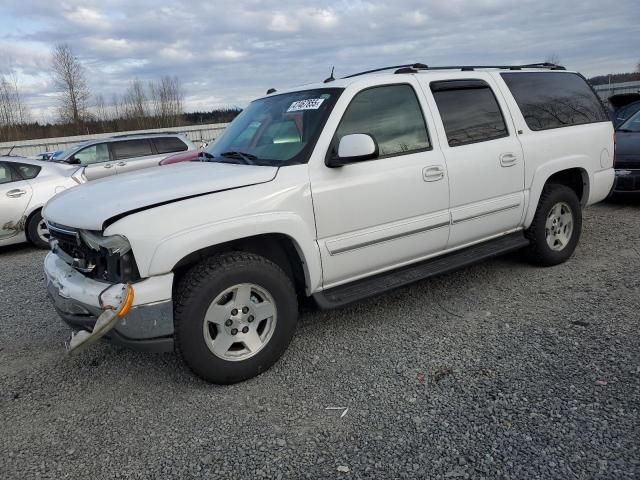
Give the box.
[26,210,50,249]
[174,252,298,384]
[525,184,582,266]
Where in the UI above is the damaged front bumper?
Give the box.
[44,252,175,353]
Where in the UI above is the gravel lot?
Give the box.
[1,199,639,479]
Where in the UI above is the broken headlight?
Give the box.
[79,230,132,256]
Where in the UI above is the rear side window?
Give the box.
[431,80,508,147]
[112,139,154,160]
[153,137,188,154]
[0,162,17,184]
[15,163,41,179]
[336,84,430,157]
[501,72,609,131]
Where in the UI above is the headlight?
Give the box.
[80,230,131,255]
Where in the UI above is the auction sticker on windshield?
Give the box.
[287,98,325,112]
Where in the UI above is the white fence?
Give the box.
[593,81,640,101]
[0,123,230,157]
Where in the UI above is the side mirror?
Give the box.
[326,134,379,167]
[68,156,81,165]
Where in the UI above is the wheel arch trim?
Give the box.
[524,160,590,228]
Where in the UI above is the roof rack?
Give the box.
[343,62,565,78]
[110,131,180,139]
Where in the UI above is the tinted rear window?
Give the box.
[112,139,154,160]
[501,72,609,131]
[431,80,508,146]
[15,163,41,179]
[153,137,188,154]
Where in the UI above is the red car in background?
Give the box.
[159,149,202,165]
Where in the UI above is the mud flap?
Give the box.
[66,284,134,355]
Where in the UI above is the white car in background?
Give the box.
[0,157,83,249]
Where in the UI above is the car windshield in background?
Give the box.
[206,88,343,166]
[53,143,86,162]
[618,110,640,132]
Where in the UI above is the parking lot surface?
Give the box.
[1,200,638,479]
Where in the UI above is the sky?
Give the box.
[0,0,639,122]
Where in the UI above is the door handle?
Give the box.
[500,153,518,167]
[423,166,445,182]
[6,189,26,198]
[103,163,114,169]
[116,162,127,167]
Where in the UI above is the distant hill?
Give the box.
[588,72,640,86]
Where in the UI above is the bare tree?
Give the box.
[122,78,149,128]
[149,75,184,127]
[51,43,91,124]
[0,73,31,140]
[545,53,561,66]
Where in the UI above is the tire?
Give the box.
[174,252,298,384]
[26,210,51,249]
[525,184,582,266]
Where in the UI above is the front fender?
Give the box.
[146,212,322,292]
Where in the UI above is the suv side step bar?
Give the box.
[313,232,530,309]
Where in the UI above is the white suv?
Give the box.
[42,63,615,384]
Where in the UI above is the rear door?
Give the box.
[422,74,525,247]
[0,162,33,240]
[113,139,165,175]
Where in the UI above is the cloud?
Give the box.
[0,0,638,122]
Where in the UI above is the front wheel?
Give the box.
[27,210,51,249]
[525,184,582,266]
[174,252,298,384]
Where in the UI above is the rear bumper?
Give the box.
[44,252,175,353]
[612,169,640,193]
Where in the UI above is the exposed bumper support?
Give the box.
[44,252,175,353]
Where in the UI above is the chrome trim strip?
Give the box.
[46,222,80,238]
[452,203,521,225]
[329,221,450,255]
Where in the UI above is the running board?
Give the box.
[313,232,529,309]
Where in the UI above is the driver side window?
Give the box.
[336,84,431,158]
[75,143,110,165]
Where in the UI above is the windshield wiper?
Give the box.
[220,151,258,164]
[616,128,633,133]
[198,151,216,161]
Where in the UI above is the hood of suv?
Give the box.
[43,162,278,230]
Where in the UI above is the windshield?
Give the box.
[205,88,343,165]
[619,110,640,132]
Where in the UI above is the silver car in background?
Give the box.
[52,132,196,181]
[0,157,83,249]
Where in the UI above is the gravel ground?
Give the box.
[1,199,639,479]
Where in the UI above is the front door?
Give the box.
[309,82,450,289]
[424,75,525,247]
[76,143,114,181]
[0,162,33,240]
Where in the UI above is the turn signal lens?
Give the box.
[117,285,135,318]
